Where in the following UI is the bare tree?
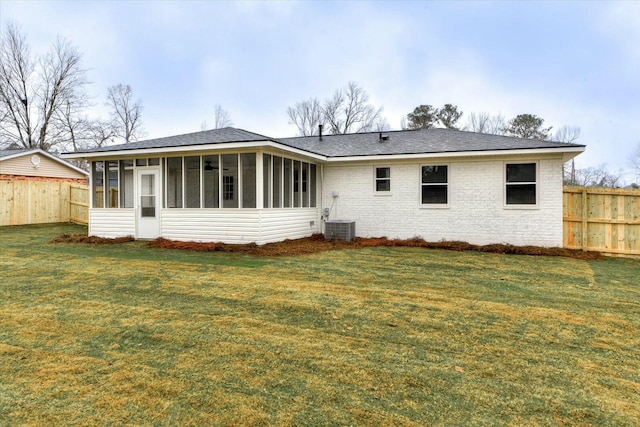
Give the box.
[202,104,233,131]
[107,84,144,143]
[373,117,390,132]
[0,23,87,151]
[554,125,581,144]
[553,126,582,185]
[287,82,383,136]
[287,97,322,136]
[323,82,383,134]
[58,102,115,152]
[564,163,622,188]
[399,115,407,130]
[554,126,582,185]
[465,112,507,135]
[629,143,640,180]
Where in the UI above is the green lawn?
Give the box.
[1,223,639,426]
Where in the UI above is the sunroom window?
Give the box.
[166,157,183,208]
[92,161,104,208]
[119,160,134,208]
[185,156,201,208]
[156,153,315,210]
[222,154,238,208]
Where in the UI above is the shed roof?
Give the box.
[0,149,28,159]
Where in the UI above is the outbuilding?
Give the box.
[1,148,89,226]
[0,148,87,184]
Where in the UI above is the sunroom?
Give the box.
[87,149,321,244]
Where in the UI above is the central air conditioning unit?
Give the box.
[324,220,356,241]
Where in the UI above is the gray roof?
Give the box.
[68,127,275,154]
[0,149,31,159]
[63,126,584,158]
[277,128,585,157]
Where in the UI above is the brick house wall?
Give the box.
[321,155,564,247]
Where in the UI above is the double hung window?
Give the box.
[506,163,537,205]
[421,165,448,205]
[375,167,391,192]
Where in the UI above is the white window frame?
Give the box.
[374,166,392,195]
[420,164,449,208]
[504,161,539,209]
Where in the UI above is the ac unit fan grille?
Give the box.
[324,220,356,241]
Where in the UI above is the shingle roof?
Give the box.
[277,128,585,157]
[68,127,275,154]
[63,126,585,158]
[0,149,28,159]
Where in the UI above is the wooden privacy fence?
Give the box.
[564,186,640,256]
[0,180,88,226]
[3,180,640,256]
[69,185,89,224]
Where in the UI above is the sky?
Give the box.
[2,1,639,181]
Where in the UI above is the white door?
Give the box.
[136,168,160,239]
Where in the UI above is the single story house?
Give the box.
[61,127,584,247]
[0,148,88,183]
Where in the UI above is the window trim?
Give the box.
[504,161,539,208]
[420,164,449,207]
[374,166,392,195]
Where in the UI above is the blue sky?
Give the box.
[2,1,639,180]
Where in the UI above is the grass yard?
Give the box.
[1,224,639,426]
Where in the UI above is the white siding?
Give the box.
[259,208,320,244]
[322,156,565,247]
[161,209,261,244]
[0,154,86,180]
[161,208,320,244]
[89,209,135,238]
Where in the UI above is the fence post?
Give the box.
[581,187,588,252]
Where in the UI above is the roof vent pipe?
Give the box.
[319,124,323,141]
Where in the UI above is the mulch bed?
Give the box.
[51,233,603,260]
[50,234,135,244]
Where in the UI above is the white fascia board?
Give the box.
[324,146,586,163]
[61,140,328,162]
[262,142,327,161]
[3,148,89,176]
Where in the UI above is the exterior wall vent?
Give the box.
[325,220,356,241]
